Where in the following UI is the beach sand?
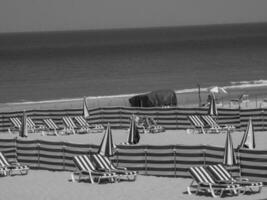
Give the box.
[1,130,267,200]
[1,170,266,200]
[2,129,267,149]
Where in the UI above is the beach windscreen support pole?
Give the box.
[197,84,201,107]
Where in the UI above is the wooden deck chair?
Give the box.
[0,152,29,176]
[91,154,137,181]
[72,155,118,184]
[206,164,262,194]
[43,118,63,136]
[188,115,206,134]
[188,166,241,198]
[62,116,77,134]
[73,116,104,133]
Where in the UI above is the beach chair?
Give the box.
[201,115,224,133]
[146,117,165,133]
[0,152,29,176]
[9,117,37,133]
[188,115,206,134]
[202,115,235,133]
[72,155,118,184]
[91,154,137,181]
[73,116,104,133]
[206,164,263,194]
[62,116,77,134]
[43,118,63,136]
[187,166,241,198]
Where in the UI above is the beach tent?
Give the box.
[208,93,218,116]
[20,111,28,137]
[128,116,140,144]
[129,89,177,107]
[239,118,255,149]
[223,130,237,166]
[83,97,90,119]
[98,123,115,157]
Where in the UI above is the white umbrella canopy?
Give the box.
[209,86,227,94]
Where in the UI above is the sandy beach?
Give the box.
[1,130,267,200]
[1,170,266,200]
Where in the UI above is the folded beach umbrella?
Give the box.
[208,93,218,116]
[239,118,255,149]
[20,110,28,137]
[223,130,237,166]
[98,123,115,157]
[128,116,140,144]
[83,96,90,119]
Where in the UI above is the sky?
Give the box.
[1,0,267,33]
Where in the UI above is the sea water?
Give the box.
[1,23,267,103]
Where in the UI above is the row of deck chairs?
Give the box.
[72,154,137,184]
[9,116,104,136]
[188,115,234,134]
[135,116,165,134]
[188,164,262,198]
[0,152,29,176]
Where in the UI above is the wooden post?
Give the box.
[62,145,65,171]
[173,148,177,178]
[144,148,148,175]
[197,84,201,107]
[261,109,265,131]
[14,137,17,162]
[37,143,40,168]
[116,148,119,168]
[203,150,206,166]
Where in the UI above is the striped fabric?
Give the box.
[207,164,263,192]
[73,155,117,184]
[27,118,36,129]
[201,115,222,133]
[188,115,206,134]
[188,166,240,197]
[0,138,267,183]
[10,118,21,128]
[62,117,77,129]
[92,154,137,181]
[0,152,29,176]
[74,116,90,128]
[43,119,58,130]
[188,115,205,127]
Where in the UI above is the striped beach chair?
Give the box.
[0,152,29,176]
[9,117,36,133]
[188,115,206,134]
[74,116,104,133]
[206,164,262,194]
[188,166,241,198]
[72,155,118,184]
[43,118,62,136]
[91,154,137,181]
[201,115,223,133]
[62,116,77,134]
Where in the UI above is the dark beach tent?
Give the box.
[129,89,177,107]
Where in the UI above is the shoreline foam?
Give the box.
[4,79,267,106]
